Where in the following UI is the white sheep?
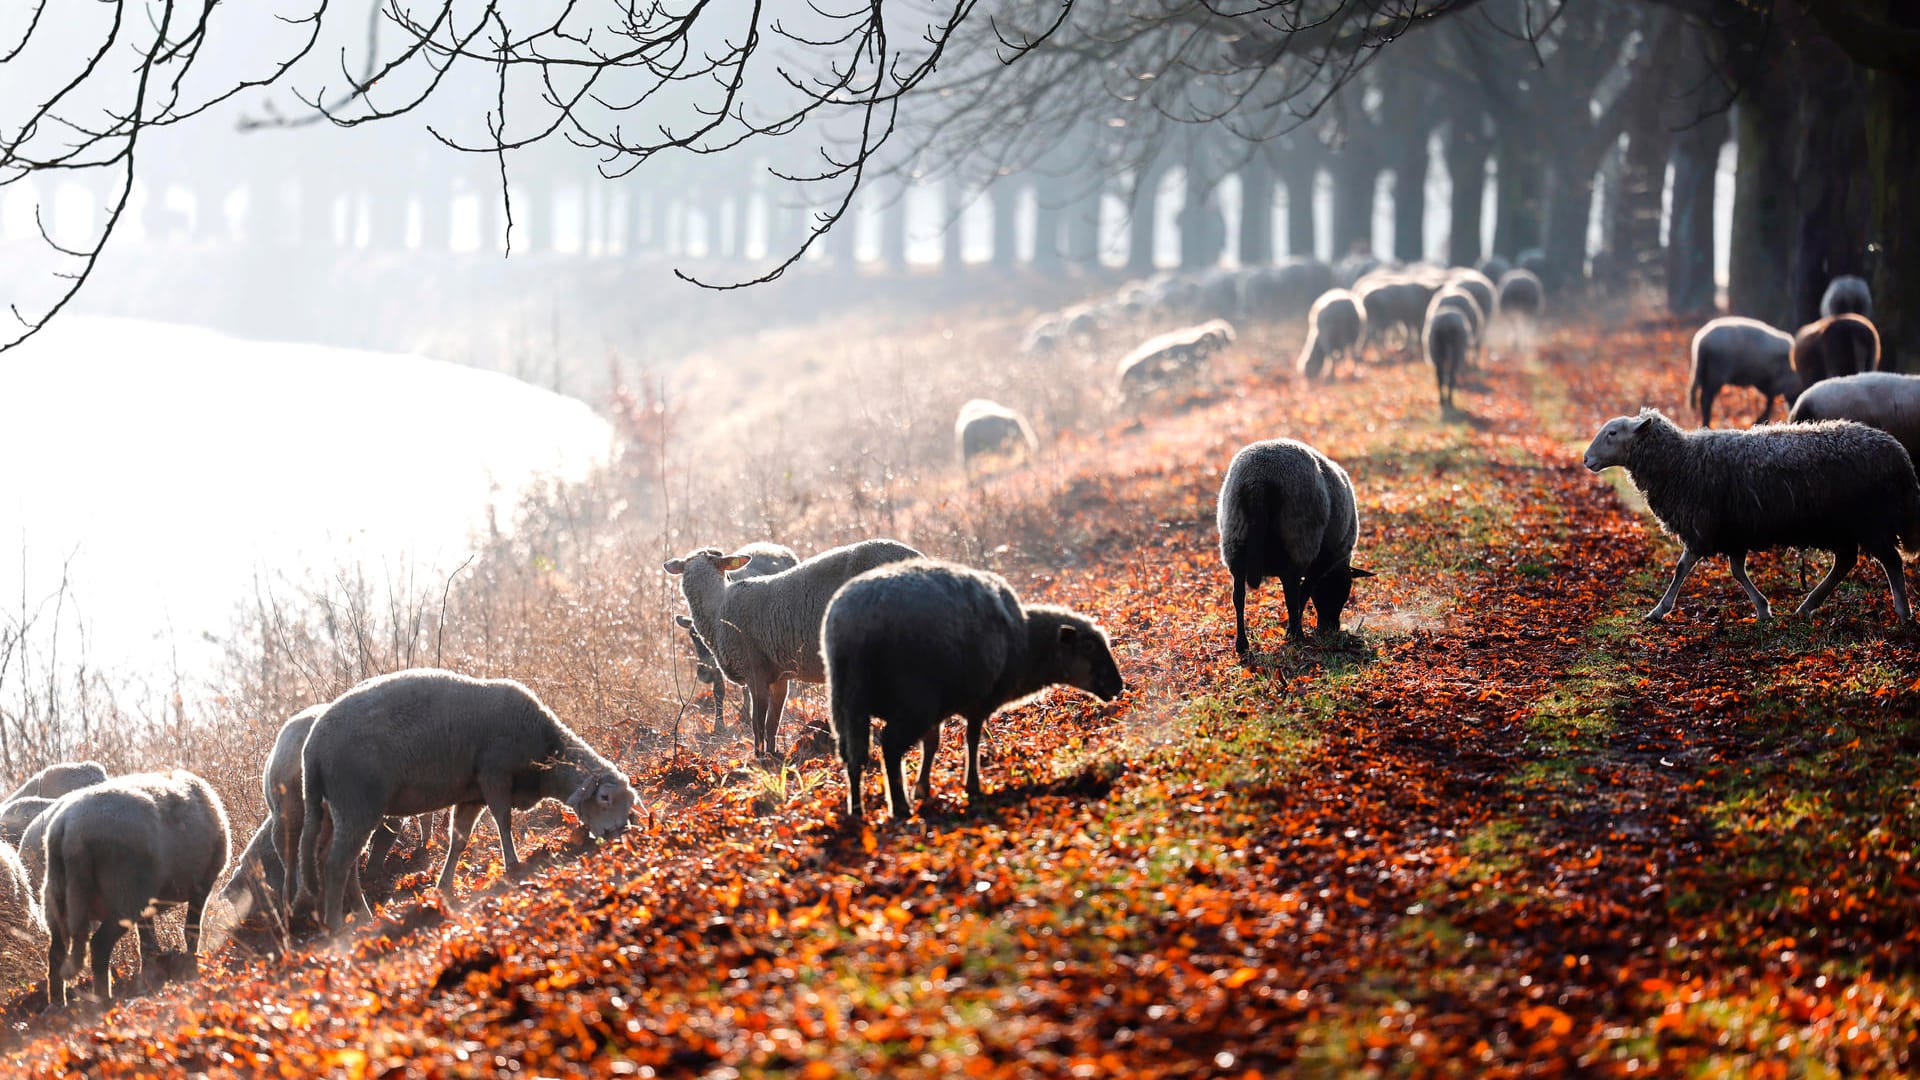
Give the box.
[2,760,107,804]
[0,796,51,847]
[1296,289,1366,380]
[294,668,639,931]
[665,538,923,757]
[673,542,800,728]
[955,399,1038,472]
[43,770,230,1005]
[1789,371,1920,463]
[824,559,1125,820]
[1115,320,1236,400]
[1688,316,1801,427]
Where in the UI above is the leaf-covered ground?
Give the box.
[9,317,1920,1076]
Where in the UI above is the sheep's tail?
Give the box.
[294,759,326,909]
[827,643,871,820]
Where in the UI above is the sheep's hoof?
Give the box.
[1642,607,1670,623]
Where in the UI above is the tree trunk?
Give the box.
[1445,114,1488,268]
[1278,155,1316,259]
[1064,183,1101,267]
[1239,157,1276,265]
[1867,67,1920,371]
[879,182,908,270]
[1329,149,1377,259]
[1491,133,1544,259]
[1729,79,1798,326]
[1031,175,1064,270]
[1127,166,1161,273]
[990,180,1019,269]
[1788,43,1872,330]
[942,177,966,274]
[1177,173,1226,269]
[1541,153,1602,291]
[1391,129,1430,263]
[300,178,336,249]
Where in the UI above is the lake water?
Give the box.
[0,318,612,681]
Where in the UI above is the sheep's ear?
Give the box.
[1629,413,1652,430]
[566,780,596,811]
[674,614,694,629]
[1057,625,1079,645]
[1347,566,1375,580]
[663,558,686,575]
[714,555,752,572]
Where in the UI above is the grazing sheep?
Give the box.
[1425,307,1472,410]
[2,761,108,805]
[1217,439,1374,654]
[825,559,1125,821]
[1356,277,1436,356]
[0,796,51,847]
[1821,274,1873,319]
[674,542,800,726]
[0,838,46,985]
[1789,372,1920,463]
[1583,409,1920,623]
[216,819,286,933]
[1427,285,1486,365]
[295,669,639,931]
[1116,321,1235,400]
[1791,314,1881,388]
[955,399,1039,471]
[1297,289,1367,380]
[43,770,230,1005]
[666,539,923,757]
[18,806,51,898]
[1689,316,1801,427]
[1495,269,1543,350]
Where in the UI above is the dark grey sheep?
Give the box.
[955,399,1039,472]
[1789,372,1920,463]
[43,770,230,1005]
[1217,439,1373,654]
[1791,314,1881,388]
[1477,255,1513,282]
[294,668,639,931]
[1689,316,1801,427]
[2,761,108,805]
[1296,288,1366,380]
[1427,285,1485,366]
[1356,277,1434,355]
[1425,307,1472,410]
[1583,409,1920,623]
[673,542,799,727]
[666,539,923,757]
[0,796,51,847]
[1821,274,1873,319]
[824,559,1124,821]
[1446,268,1498,327]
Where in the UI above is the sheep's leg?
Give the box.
[963,712,990,804]
[478,773,521,877]
[1647,548,1703,621]
[1231,575,1249,656]
[183,892,207,957]
[365,818,400,875]
[761,679,790,759]
[1727,550,1772,620]
[912,726,940,804]
[1698,386,1716,429]
[89,922,125,1001]
[1795,544,1858,616]
[45,924,66,1008]
[837,710,869,821]
[437,802,485,898]
[321,809,378,931]
[1753,394,1775,425]
[881,736,913,820]
[1280,576,1308,639]
[1871,543,1913,623]
[744,681,769,758]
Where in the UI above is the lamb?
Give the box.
[955,399,1039,471]
[42,770,230,1005]
[1821,274,1873,319]
[1425,307,1472,410]
[1791,313,1881,388]
[1296,288,1366,379]
[0,796,51,847]
[0,838,46,986]
[1789,372,1920,463]
[1217,439,1374,654]
[665,538,923,757]
[673,541,800,726]
[2,760,108,804]
[824,559,1125,821]
[1688,316,1801,427]
[1583,409,1920,623]
[293,668,638,930]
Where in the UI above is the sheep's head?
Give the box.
[568,772,640,840]
[1584,412,1655,472]
[1309,565,1374,632]
[663,549,752,577]
[1043,612,1125,702]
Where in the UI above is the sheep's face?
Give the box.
[1583,415,1648,472]
[570,773,639,840]
[1057,623,1126,702]
[1310,566,1373,633]
[663,549,751,578]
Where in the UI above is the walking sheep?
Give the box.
[824,559,1125,821]
[666,538,923,757]
[2,761,107,805]
[1583,409,1920,623]
[1297,289,1366,379]
[42,770,230,1005]
[955,399,1039,472]
[673,542,799,727]
[0,838,46,986]
[1821,274,1872,319]
[294,668,638,931]
[1427,285,1485,366]
[1217,440,1374,655]
[1689,316,1801,427]
[1791,314,1881,388]
[1425,307,1472,410]
[1789,372,1920,463]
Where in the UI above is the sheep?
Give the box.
[1689,316,1801,427]
[1789,372,1920,463]
[1427,285,1486,366]
[1297,289,1367,380]
[955,398,1039,472]
[0,838,46,986]
[1217,439,1374,655]
[824,559,1125,821]
[216,819,286,934]
[18,805,52,898]
[1583,409,1920,623]
[42,770,230,1005]
[2,760,108,805]
[1477,255,1513,283]
[0,796,51,847]
[1791,313,1881,388]
[666,538,923,757]
[673,542,800,727]
[1116,321,1235,400]
[294,668,638,931]
[1495,268,1543,351]
[1425,307,1473,410]
[1446,267,1498,326]
[1821,274,1873,319]
[1356,277,1435,356]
